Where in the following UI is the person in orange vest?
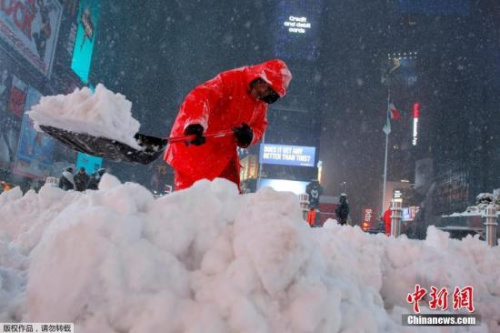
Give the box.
[0,181,11,192]
[306,208,317,227]
[383,207,392,236]
[306,180,322,227]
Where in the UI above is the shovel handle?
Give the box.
[166,129,234,144]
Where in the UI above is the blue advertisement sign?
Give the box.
[14,88,55,179]
[76,152,102,174]
[70,0,101,83]
[260,144,316,167]
[398,58,418,88]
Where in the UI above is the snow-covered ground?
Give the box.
[16,86,500,332]
[0,176,498,333]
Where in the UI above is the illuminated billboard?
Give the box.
[14,87,55,179]
[398,58,418,87]
[0,0,63,77]
[260,144,316,167]
[412,103,419,146]
[275,0,322,61]
[7,76,28,117]
[259,179,309,195]
[70,0,101,84]
[361,207,375,230]
[402,206,420,221]
[76,152,102,174]
[385,53,418,88]
[283,16,311,34]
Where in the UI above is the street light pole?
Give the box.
[381,81,391,217]
[381,55,402,216]
[341,181,347,193]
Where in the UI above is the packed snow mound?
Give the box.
[28,84,141,149]
[0,176,499,332]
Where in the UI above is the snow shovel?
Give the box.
[39,125,234,165]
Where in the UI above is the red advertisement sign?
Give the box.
[7,76,28,117]
[361,207,374,230]
[0,0,63,77]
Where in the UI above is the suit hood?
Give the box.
[244,59,292,97]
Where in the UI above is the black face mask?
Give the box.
[261,90,280,104]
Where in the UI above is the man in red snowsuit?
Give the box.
[164,59,292,191]
[383,207,392,236]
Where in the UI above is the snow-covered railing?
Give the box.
[441,208,499,246]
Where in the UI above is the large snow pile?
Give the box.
[0,177,499,333]
[28,84,141,149]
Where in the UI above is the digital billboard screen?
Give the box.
[384,54,418,89]
[274,0,322,61]
[260,144,316,167]
[7,76,28,118]
[71,0,101,84]
[398,58,418,88]
[76,152,102,174]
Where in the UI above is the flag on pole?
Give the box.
[382,114,391,134]
[389,102,401,120]
[382,102,401,135]
[382,102,401,134]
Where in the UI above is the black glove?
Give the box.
[233,122,253,148]
[184,124,206,146]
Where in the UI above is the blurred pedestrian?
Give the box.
[0,180,11,193]
[58,167,75,191]
[306,179,323,227]
[306,208,317,227]
[74,167,90,191]
[335,193,350,225]
[87,168,106,190]
[383,207,392,236]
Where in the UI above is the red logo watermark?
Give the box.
[407,285,475,314]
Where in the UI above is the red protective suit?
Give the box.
[383,208,392,235]
[164,59,292,190]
